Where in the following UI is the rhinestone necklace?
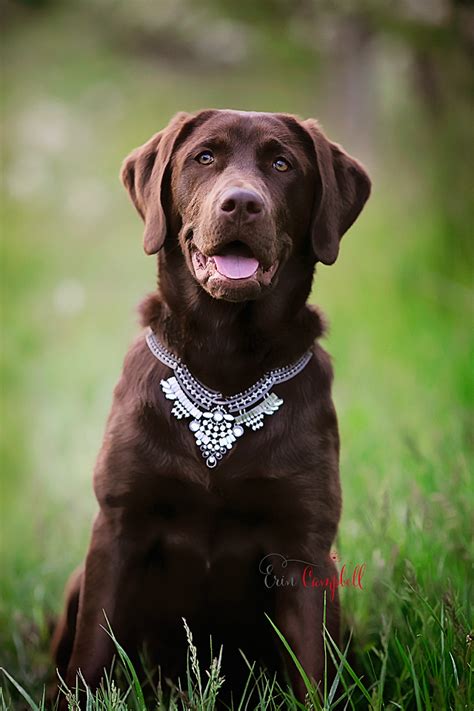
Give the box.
[146,329,313,468]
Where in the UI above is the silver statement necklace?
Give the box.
[146,329,313,468]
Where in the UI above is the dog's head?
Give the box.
[121,109,371,302]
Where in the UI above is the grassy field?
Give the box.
[1,6,473,709]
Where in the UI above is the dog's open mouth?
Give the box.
[213,242,260,280]
[190,241,278,300]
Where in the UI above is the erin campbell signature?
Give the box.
[259,552,366,601]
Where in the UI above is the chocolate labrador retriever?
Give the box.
[51,109,370,704]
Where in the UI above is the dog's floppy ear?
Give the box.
[302,119,371,265]
[120,112,192,255]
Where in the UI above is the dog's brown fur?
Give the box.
[51,109,370,704]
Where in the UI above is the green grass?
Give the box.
[1,5,473,709]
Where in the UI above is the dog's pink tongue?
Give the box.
[213,254,259,279]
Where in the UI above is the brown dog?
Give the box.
[51,109,370,704]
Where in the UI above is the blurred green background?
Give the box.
[1,0,473,705]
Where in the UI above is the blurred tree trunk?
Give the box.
[409,5,474,282]
[324,15,376,159]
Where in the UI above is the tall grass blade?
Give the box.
[101,612,146,711]
[265,614,320,707]
[0,667,40,711]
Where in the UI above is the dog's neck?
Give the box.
[139,252,325,394]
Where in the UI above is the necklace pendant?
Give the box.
[151,328,312,470]
[188,407,240,468]
[160,372,283,469]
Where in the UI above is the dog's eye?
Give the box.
[272,157,291,172]
[195,151,214,166]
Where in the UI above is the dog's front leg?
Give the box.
[63,511,141,693]
[273,555,340,703]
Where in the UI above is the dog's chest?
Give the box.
[115,472,314,610]
[98,360,338,603]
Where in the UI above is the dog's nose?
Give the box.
[219,188,264,223]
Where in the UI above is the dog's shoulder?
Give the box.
[310,341,334,388]
[112,330,167,410]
